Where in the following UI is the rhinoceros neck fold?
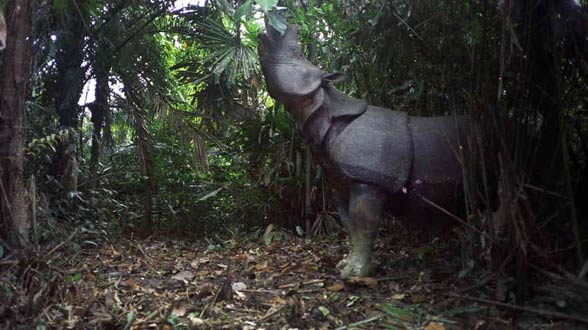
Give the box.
[323,86,367,119]
[286,88,324,130]
[297,85,368,148]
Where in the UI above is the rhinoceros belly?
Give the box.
[326,106,413,194]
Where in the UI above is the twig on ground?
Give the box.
[449,293,588,325]
[334,313,385,330]
[456,251,514,293]
[257,304,287,323]
[376,274,412,282]
[278,279,324,289]
[133,242,150,260]
[133,306,166,326]
[0,259,18,265]
[46,229,80,259]
[223,306,258,313]
[240,289,280,294]
[296,288,323,293]
[200,269,231,318]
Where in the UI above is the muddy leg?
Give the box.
[333,191,352,271]
[340,183,386,278]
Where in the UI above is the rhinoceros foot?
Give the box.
[337,252,375,279]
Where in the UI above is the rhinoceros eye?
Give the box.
[287,43,304,58]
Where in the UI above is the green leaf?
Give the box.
[328,292,341,302]
[0,244,3,259]
[123,311,135,330]
[53,0,65,11]
[267,11,287,35]
[235,0,253,21]
[256,0,278,12]
[166,314,177,325]
[66,273,81,283]
[36,320,47,330]
[318,306,330,316]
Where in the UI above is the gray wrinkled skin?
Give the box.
[259,24,466,278]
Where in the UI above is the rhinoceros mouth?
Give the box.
[258,24,302,52]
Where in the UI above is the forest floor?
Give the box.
[1,225,585,329]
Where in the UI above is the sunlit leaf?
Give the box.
[256,0,278,12]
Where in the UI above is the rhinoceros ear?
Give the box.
[322,72,347,84]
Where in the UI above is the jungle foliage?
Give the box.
[1,0,587,307]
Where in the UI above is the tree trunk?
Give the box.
[53,1,87,193]
[517,0,562,183]
[126,87,154,236]
[0,0,34,247]
[89,53,111,185]
[136,112,154,236]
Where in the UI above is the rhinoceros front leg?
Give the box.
[334,192,351,271]
[338,183,386,278]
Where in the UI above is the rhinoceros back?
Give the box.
[326,106,413,194]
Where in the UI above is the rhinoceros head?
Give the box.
[258,24,335,102]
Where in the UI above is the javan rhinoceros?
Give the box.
[258,24,466,278]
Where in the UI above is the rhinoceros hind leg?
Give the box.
[339,183,386,279]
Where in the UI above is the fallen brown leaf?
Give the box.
[188,314,205,326]
[171,303,188,317]
[391,293,406,300]
[346,276,378,288]
[255,261,269,271]
[171,270,195,281]
[268,296,286,306]
[119,278,137,289]
[326,281,345,292]
[425,321,446,330]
